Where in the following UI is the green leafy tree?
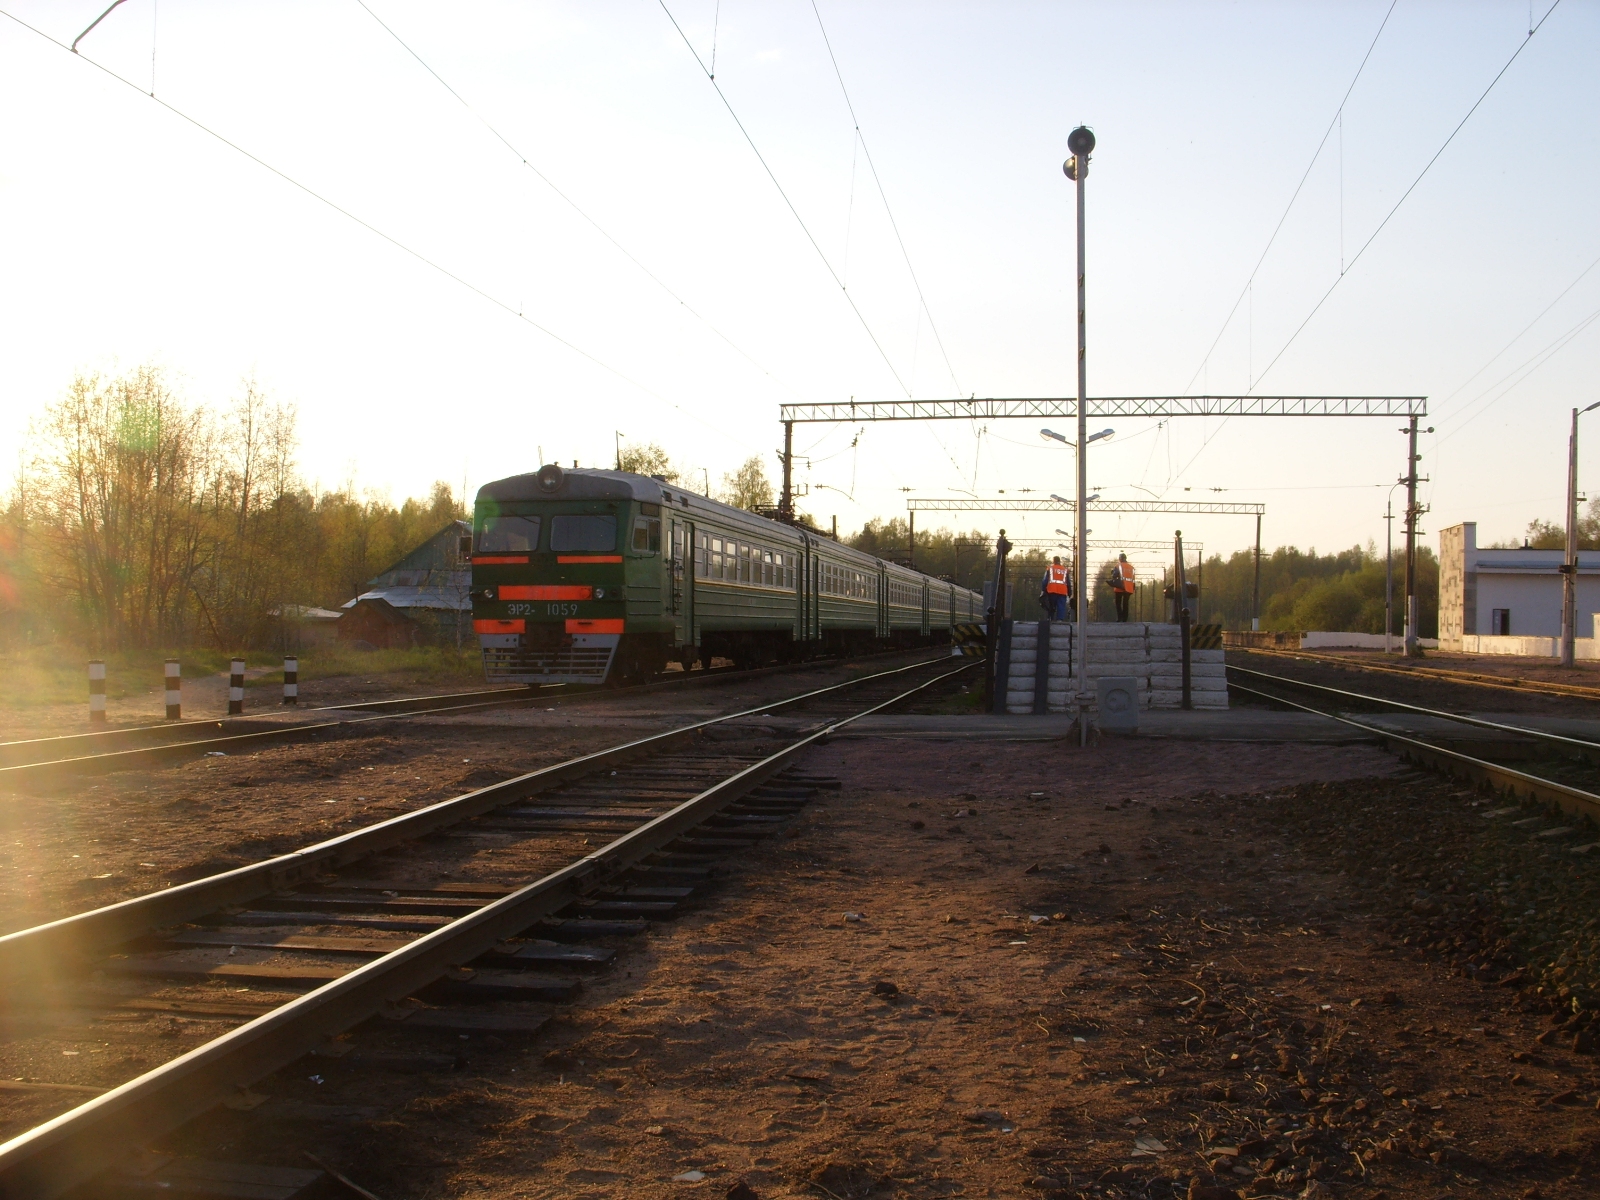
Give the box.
[721,456,775,511]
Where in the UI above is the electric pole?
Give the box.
[1401,416,1433,657]
[779,420,794,523]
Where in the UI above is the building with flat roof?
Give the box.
[1438,521,1600,655]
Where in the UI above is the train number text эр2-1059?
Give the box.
[506,602,582,618]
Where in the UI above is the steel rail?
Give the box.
[1227,679,1600,821]
[1234,646,1600,702]
[0,660,977,1198]
[1227,665,1600,758]
[0,647,942,776]
[0,655,950,994]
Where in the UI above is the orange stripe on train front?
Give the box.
[472,555,529,564]
[498,585,592,600]
[565,619,624,634]
[474,619,525,633]
[557,555,622,563]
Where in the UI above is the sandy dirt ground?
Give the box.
[146,729,1600,1200]
[0,656,932,934]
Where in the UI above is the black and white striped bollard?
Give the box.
[89,660,106,724]
[164,659,181,720]
[283,656,298,705]
[228,658,245,715]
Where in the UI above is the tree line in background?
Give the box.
[24,385,1592,654]
[0,366,465,653]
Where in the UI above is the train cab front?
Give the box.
[470,463,632,685]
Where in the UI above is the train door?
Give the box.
[921,580,931,636]
[670,518,695,653]
[877,565,888,637]
[795,534,808,645]
[810,549,821,642]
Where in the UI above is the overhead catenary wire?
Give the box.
[0,5,759,455]
[1181,0,1399,395]
[1429,246,1600,422]
[1167,0,1563,490]
[657,0,914,398]
[353,0,802,401]
[1248,0,1565,392]
[1433,303,1600,448]
[809,0,961,397]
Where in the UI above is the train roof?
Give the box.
[478,467,669,505]
[476,467,980,597]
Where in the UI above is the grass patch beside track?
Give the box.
[1249,773,1600,1035]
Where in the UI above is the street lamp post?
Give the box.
[1064,125,1095,744]
[1561,401,1600,667]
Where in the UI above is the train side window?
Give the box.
[696,531,708,577]
[478,514,541,552]
[762,549,773,587]
[631,516,662,554]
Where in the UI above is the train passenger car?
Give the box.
[468,465,983,685]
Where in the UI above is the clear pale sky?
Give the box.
[1,1,1596,562]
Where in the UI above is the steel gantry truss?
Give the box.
[779,396,1426,423]
[905,497,1264,516]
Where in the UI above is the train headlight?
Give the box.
[594,587,606,599]
[482,587,496,600]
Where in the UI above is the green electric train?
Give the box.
[468,464,984,685]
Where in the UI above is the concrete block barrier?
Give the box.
[999,620,1229,716]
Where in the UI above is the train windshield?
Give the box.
[550,514,617,553]
[478,514,541,552]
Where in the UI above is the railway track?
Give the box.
[1235,645,1600,702]
[0,647,947,783]
[1227,662,1600,822]
[0,654,974,1198]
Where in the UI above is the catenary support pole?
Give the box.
[88,660,106,725]
[1251,513,1262,632]
[1563,406,1581,668]
[1385,496,1394,655]
[164,659,181,720]
[228,658,245,715]
[779,420,794,523]
[1403,416,1420,657]
[1066,125,1095,747]
[283,656,299,705]
[908,510,915,571]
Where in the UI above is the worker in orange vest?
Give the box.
[1041,556,1071,621]
[1111,552,1135,622]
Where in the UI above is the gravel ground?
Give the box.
[1232,650,1600,718]
[151,731,1600,1200]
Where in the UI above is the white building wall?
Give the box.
[1436,520,1600,652]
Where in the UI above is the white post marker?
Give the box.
[283,656,298,705]
[228,658,245,715]
[164,659,181,720]
[88,660,106,725]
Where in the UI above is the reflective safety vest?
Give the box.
[1115,561,1136,593]
[1046,564,1070,595]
